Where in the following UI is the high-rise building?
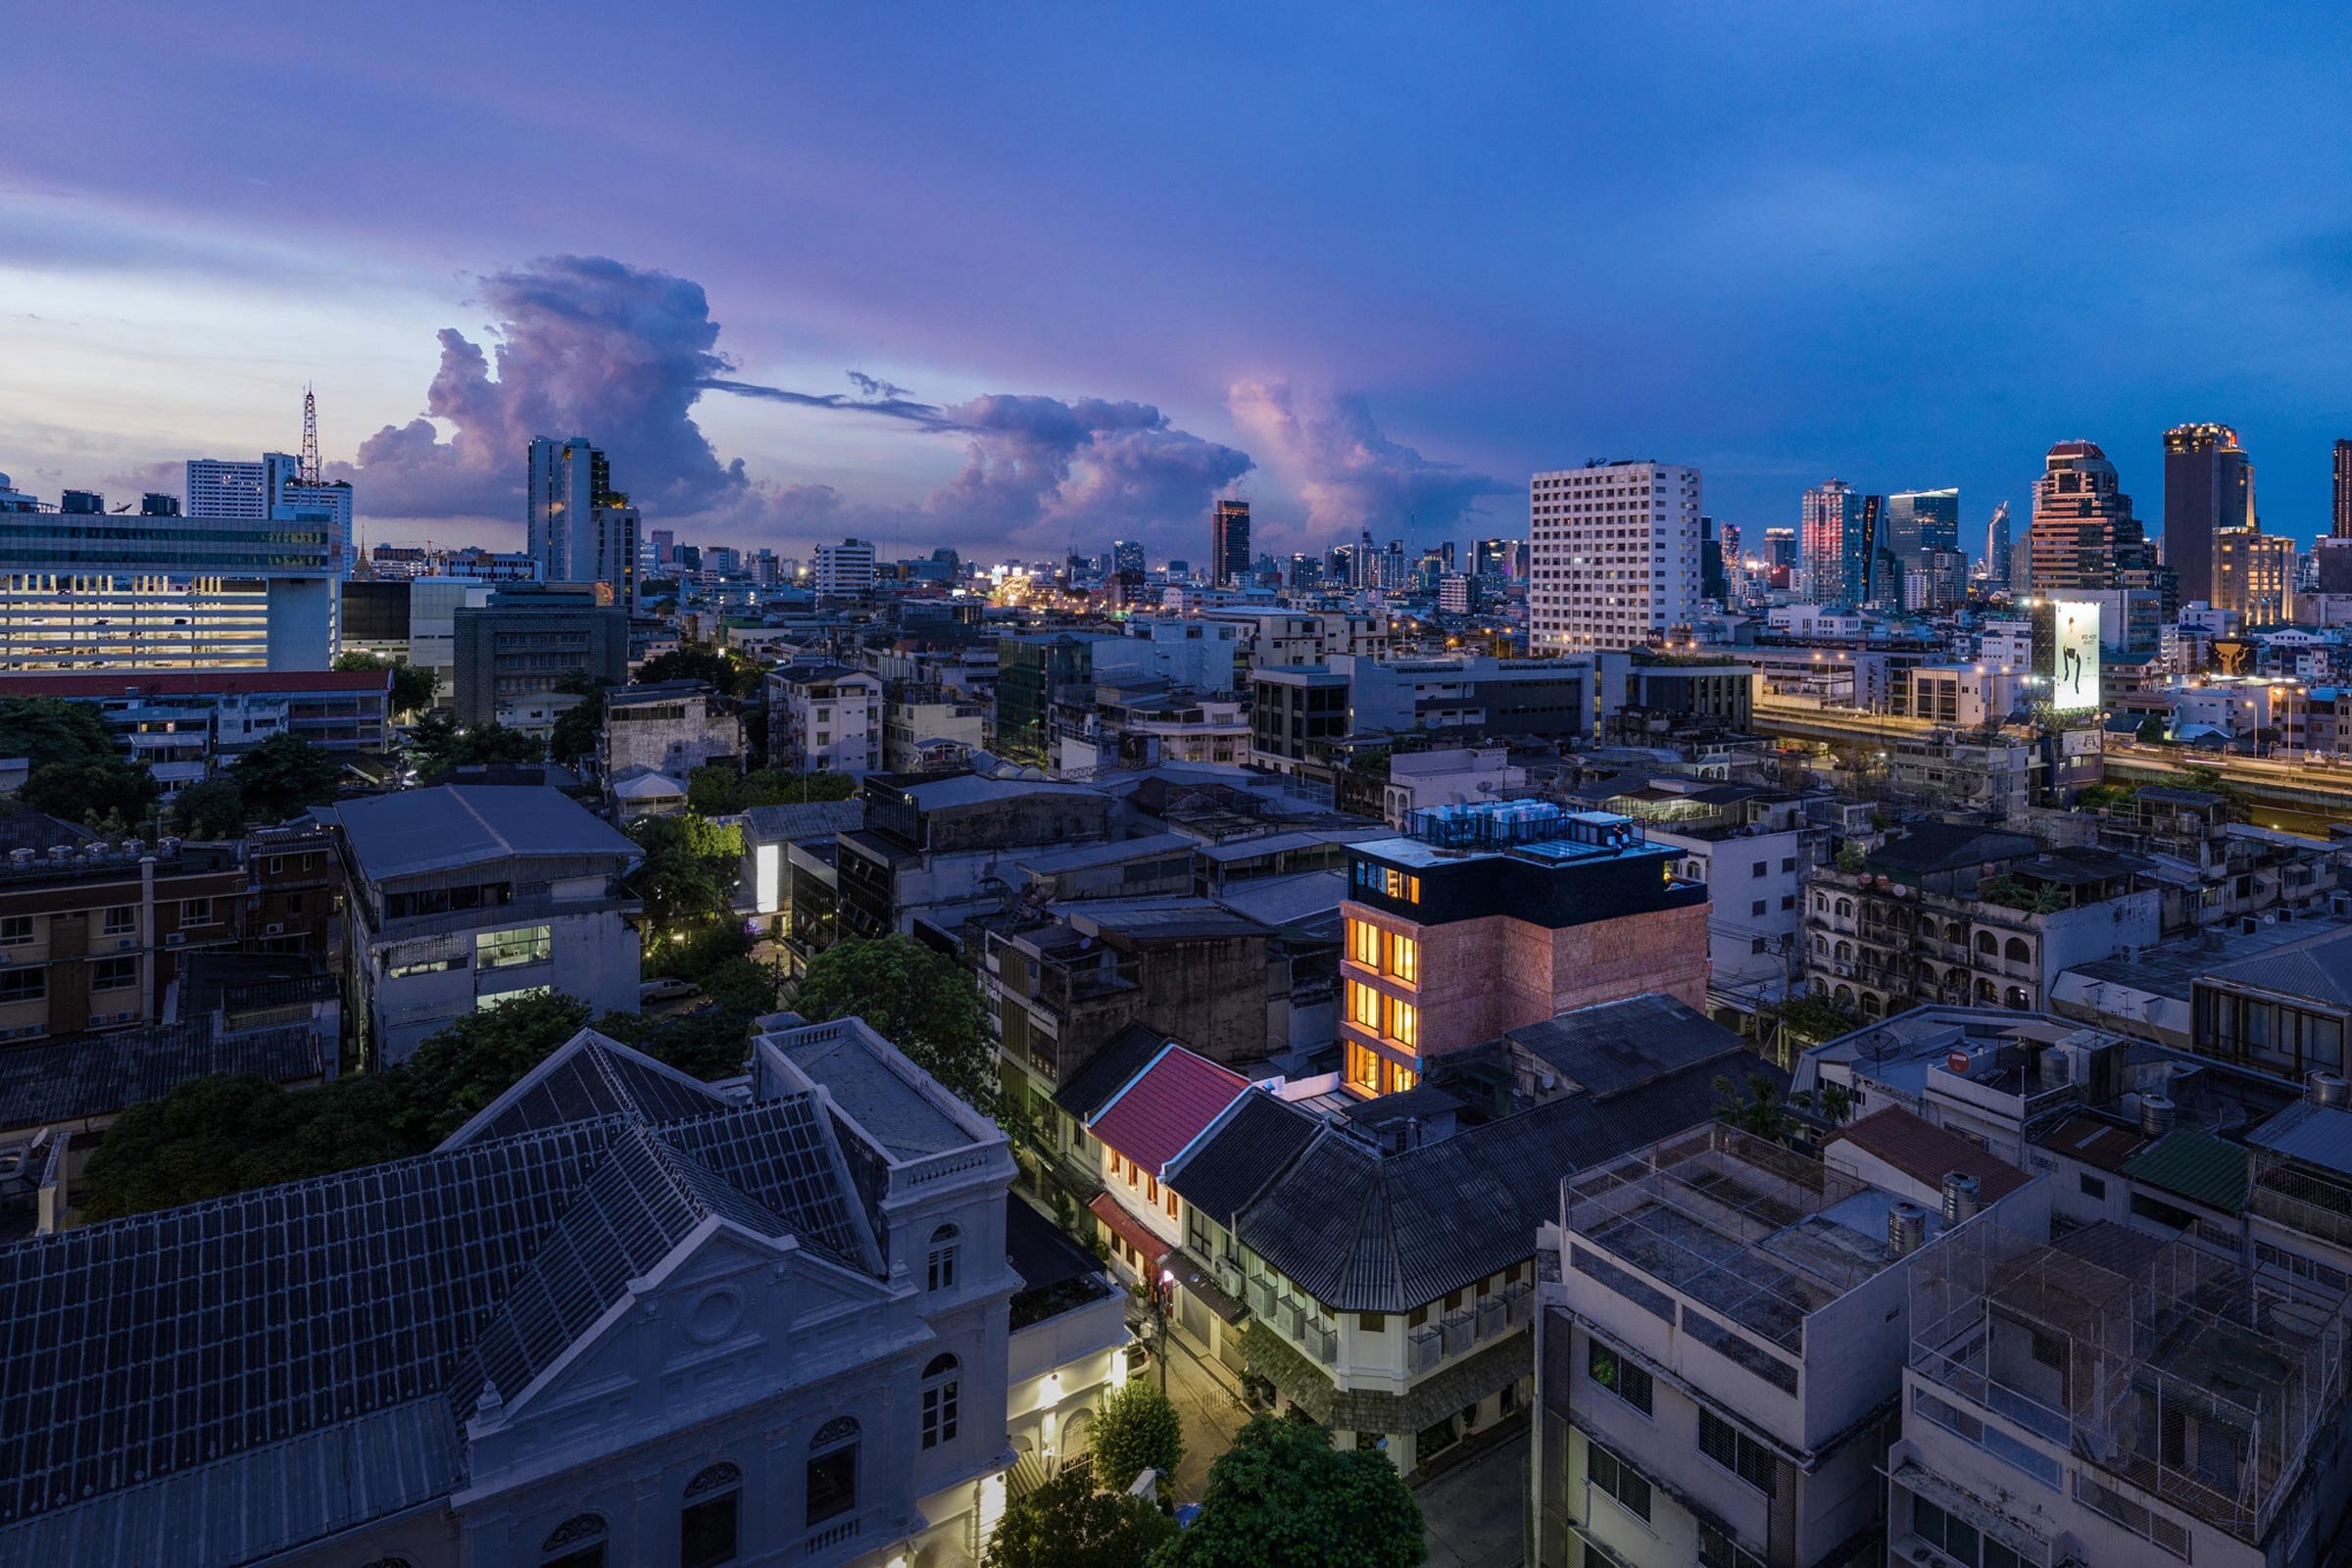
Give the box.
[1210,499,1250,587]
[2162,422,2254,606]
[1885,487,1960,579]
[1761,526,1797,570]
[2028,440,2162,595]
[1983,501,2013,590]
[1799,479,1879,606]
[1528,460,1703,653]
[524,436,638,607]
[187,451,353,560]
[1698,515,1726,602]
[2214,526,2296,624]
[649,527,674,564]
[812,537,877,599]
[2335,439,2352,539]
[1110,539,1146,577]
[1472,537,1509,580]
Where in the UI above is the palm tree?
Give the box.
[1713,1072,1799,1144]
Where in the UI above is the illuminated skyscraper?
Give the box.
[1210,499,1250,587]
[2162,422,2253,606]
[2028,440,2162,598]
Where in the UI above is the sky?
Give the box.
[5,3,2351,567]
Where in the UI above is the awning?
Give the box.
[1088,1192,1170,1266]
[1163,1246,1247,1325]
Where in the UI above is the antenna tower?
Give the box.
[299,385,322,486]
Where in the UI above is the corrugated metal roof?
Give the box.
[2120,1126,2250,1214]
[336,784,640,881]
[1829,1105,2033,1201]
[1502,993,1748,1098]
[1052,1024,1170,1119]
[1089,1046,1249,1173]
[2248,1100,2352,1177]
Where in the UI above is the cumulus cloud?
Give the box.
[1226,378,1513,545]
[924,395,1251,547]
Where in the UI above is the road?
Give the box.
[1138,1320,1250,1499]
[1417,1425,1528,1568]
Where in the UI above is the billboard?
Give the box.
[2049,599,2101,710]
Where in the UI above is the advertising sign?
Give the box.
[2050,599,2100,710]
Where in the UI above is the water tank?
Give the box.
[2140,1095,2177,1138]
[1941,1172,1982,1224]
[1888,1200,1929,1257]
[2311,1072,2349,1110]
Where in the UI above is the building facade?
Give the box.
[767,663,883,775]
[1210,499,1250,588]
[2163,421,2255,609]
[1529,460,1704,653]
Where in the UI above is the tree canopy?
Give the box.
[548,678,612,766]
[0,698,160,829]
[686,763,857,814]
[1092,1383,1186,1493]
[333,651,437,716]
[628,812,745,930]
[411,710,546,775]
[227,733,344,822]
[169,775,250,840]
[638,642,763,700]
[984,1468,1177,1568]
[794,935,993,1110]
[1152,1415,1423,1568]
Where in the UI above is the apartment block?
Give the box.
[1529,459,1703,654]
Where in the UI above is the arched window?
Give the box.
[1836,899,1853,919]
[1947,920,1967,945]
[926,1224,959,1292]
[921,1353,961,1450]
[808,1418,859,1528]
[2006,987,2032,1011]
[2004,937,2031,963]
[1975,930,1997,955]
[1834,941,1851,961]
[541,1514,608,1568]
[681,1463,743,1568]
[1834,985,1854,1007]
[1861,993,1883,1017]
[1813,935,1828,955]
[1976,977,1997,1004]
[1813,894,1828,914]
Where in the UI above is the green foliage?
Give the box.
[985,1468,1177,1568]
[1713,1071,1802,1144]
[1092,1383,1187,1492]
[387,991,595,1146]
[1980,872,2069,914]
[1152,1414,1423,1568]
[2136,714,2168,745]
[645,918,754,982]
[77,1073,412,1221]
[170,775,251,839]
[2074,782,2137,811]
[410,710,546,776]
[629,813,746,929]
[1766,994,1862,1047]
[1816,1081,1856,1127]
[686,763,856,814]
[795,935,993,1111]
[548,678,612,765]
[334,651,436,715]
[637,642,762,700]
[1835,840,1867,874]
[0,697,161,828]
[227,733,343,821]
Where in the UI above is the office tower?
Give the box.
[1800,479,1878,605]
[2028,440,2161,593]
[1983,501,2012,590]
[2162,422,2254,606]
[1886,487,1960,572]
[526,436,634,598]
[1528,458,1703,653]
[1698,515,1726,601]
[2214,527,2296,624]
[1111,539,1145,577]
[1381,540,1407,592]
[1760,526,1796,571]
[650,527,674,564]
[812,537,877,598]
[2336,440,2352,538]
[1472,538,1507,580]
[1210,499,1250,587]
[186,454,297,519]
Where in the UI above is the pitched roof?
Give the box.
[446,1030,736,1146]
[1052,1023,1169,1119]
[2120,1125,2250,1214]
[1089,1046,1249,1173]
[2247,1100,2352,1177]
[1827,1105,2033,1202]
[741,799,866,844]
[2207,928,2352,1010]
[2035,1112,2152,1172]
[1164,1091,1323,1221]
[1502,993,1750,1098]
[0,1017,324,1134]
[336,784,639,881]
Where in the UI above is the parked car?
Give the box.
[639,976,699,1004]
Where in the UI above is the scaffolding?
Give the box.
[1908,1218,2352,1544]
[1563,1123,1889,1358]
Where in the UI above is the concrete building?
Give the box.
[1902,662,2028,729]
[1249,664,1350,777]
[1341,801,1709,1097]
[2216,525,2297,624]
[1210,498,1250,587]
[334,784,642,1066]
[2164,421,2256,609]
[1639,787,1826,1016]
[883,686,989,773]
[1378,747,1526,826]
[599,679,742,781]
[451,583,630,727]
[1531,1124,2013,1568]
[766,662,883,775]
[525,436,639,607]
[0,667,394,795]
[833,773,1111,943]
[1530,459,1704,653]
[995,633,1157,764]
[0,1018,1130,1568]
[813,538,878,600]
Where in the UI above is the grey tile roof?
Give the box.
[1503,993,1750,1098]
[0,1018,323,1133]
[2208,928,2352,1010]
[741,799,866,844]
[336,784,639,881]
[450,1032,735,1145]
[1052,1024,1170,1118]
[1164,1091,1323,1222]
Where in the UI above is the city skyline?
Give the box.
[7,5,2352,564]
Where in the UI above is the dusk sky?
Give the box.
[6,3,2350,565]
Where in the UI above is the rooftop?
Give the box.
[336,784,641,882]
[0,668,392,700]
[1826,1105,2033,1203]
[1089,1045,1250,1173]
[1502,993,1750,1098]
[0,1017,324,1136]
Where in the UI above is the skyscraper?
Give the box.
[2028,440,2162,595]
[1111,539,1146,577]
[526,436,638,606]
[1885,488,1960,573]
[2161,423,2253,606]
[1210,499,1250,587]
[1528,459,1702,653]
[2334,439,2352,539]
[1983,501,2012,591]
[187,450,353,560]
[1799,480,1879,606]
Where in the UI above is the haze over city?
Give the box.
[9,2,2352,563]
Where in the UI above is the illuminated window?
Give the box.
[1391,999,1419,1051]
[1390,935,1418,984]
[1348,918,1382,967]
[1349,980,1382,1030]
[476,925,552,970]
[1348,1040,1382,1091]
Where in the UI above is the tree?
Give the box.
[1713,1071,1801,1144]
[227,733,343,821]
[629,813,745,930]
[984,1469,1177,1568]
[411,710,546,776]
[387,991,594,1147]
[76,1072,411,1221]
[685,764,856,815]
[548,678,612,766]
[0,697,161,828]
[1153,1414,1423,1568]
[2136,714,2168,745]
[638,642,762,700]
[1091,1383,1187,1493]
[335,651,436,716]
[170,775,251,839]
[794,936,993,1110]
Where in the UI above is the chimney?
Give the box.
[1940,1171,1982,1224]
[1888,1200,1929,1257]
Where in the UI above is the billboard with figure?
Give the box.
[2048,599,2101,710]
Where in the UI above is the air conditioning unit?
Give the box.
[114,938,136,952]
[87,1016,105,1029]
[117,1010,135,1023]
[264,922,285,936]
[164,933,185,947]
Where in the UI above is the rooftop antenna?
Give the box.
[299,384,322,486]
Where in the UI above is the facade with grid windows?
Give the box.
[1529,460,1702,654]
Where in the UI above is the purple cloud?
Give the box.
[1227,378,1513,547]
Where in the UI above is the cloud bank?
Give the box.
[1226,378,1513,546]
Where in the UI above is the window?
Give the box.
[1750,900,1767,916]
[476,924,553,969]
[540,1513,608,1568]
[1909,1494,2024,1568]
[1359,1312,1386,1332]
[807,1417,858,1525]
[680,1462,742,1568]
[101,906,135,936]
[2079,1173,2107,1200]
[920,1354,960,1449]
[0,969,43,1004]
[1390,934,1418,984]
[179,898,213,926]
[1589,1336,1652,1415]
[477,985,551,1010]
[1391,999,1418,1051]
[926,1224,958,1292]
[1348,980,1382,1031]
[1349,917,1382,967]
[0,915,32,947]
[1697,1409,1778,1495]
[1699,1524,1767,1568]
[92,956,138,992]
[1585,1438,1651,1522]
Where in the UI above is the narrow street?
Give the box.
[1136,1319,1250,1499]
[1416,1425,1528,1568]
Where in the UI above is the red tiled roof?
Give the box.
[0,669,391,698]
[1088,1192,1170,1264]
[1828,1105,2033,1201]
[1088,1046,1249,1174]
